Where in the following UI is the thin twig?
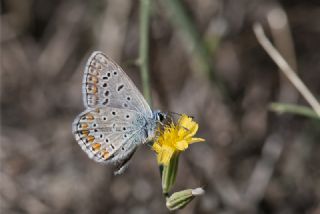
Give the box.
[270,102,320,120]
[139,0,152,105]
[253,23,320,116]
[267,7,299,103]
[267,7,297,72]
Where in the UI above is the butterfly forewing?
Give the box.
[82,51,152,118]
[72,107,147,163]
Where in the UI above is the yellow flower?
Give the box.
[152,114,205,165]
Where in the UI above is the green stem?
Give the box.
[163,0,227,97]
[139,0,152,105]
[269,102,320,120]
[162,152,180,195]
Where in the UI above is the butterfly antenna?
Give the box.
[168,111,182,116]
[168,111,195,119]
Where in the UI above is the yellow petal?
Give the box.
[178,115,192,127]
[177,128,187,138]
[158,145,174,165]
[182,116,197,129]
[175,140,189,151]
[184,123,198,139]
[152,143,162,153]
[188,137,205,144]
[177,115,199,139]
[153,114,205,165]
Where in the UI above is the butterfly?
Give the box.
[72,51,166,174]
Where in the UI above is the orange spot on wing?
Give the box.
[87,75,98,84]
[91,61,102,70]
[101,150,110,159]
[85,114,94,120]
[92,143,101,151]
[87,135,95,143]
[80,123,88,129]
[86,85,97,94]
[81,130,89,136]
[89,67,98,75]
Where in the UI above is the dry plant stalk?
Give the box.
[253,23,320,116]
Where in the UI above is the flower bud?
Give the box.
[166,188,204,211]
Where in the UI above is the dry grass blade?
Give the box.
[253,23,320,116]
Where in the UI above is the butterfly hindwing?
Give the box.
[82,51,152,118]
[72,107,147,164]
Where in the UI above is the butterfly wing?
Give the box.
[72,107,147,164]
[82,51,152,118]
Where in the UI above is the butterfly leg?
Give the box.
[113,146,137,175]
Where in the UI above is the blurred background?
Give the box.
[1,0,320,213]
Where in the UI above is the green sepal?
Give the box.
[162,152,180,195]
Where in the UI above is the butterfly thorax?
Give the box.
[144,111,167,143]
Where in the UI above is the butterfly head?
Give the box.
[153,111,167,124]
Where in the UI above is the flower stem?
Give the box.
[162,152,180,195]
[163,0,228,97]
[139,0,152,105]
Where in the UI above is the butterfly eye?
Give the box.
[157,113,166,122]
